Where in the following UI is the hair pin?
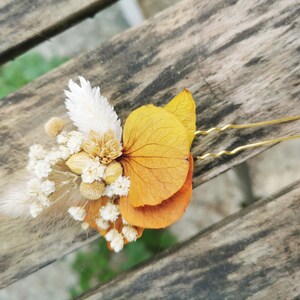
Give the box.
[196,116,300,160]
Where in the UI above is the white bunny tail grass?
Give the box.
[65,76,122,142]
[0,165,85,220]
[0,169,91,263]
[0,170,32,218]
[0,182,31,218]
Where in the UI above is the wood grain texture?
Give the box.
[0,0,299,289]
[0,0,116,64]
[79,180,300,300]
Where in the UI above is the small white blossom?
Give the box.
[33,160,52,179]
[57,131,70,144]
[27,179,54,206]
[111,176,130,196]
[100,203,119,222]
[122,226,138,242]
[105,229,120,242]
[110,233,124,252]
[103,185,114,198]
[29,202,44,218]
[40,180,55,196]
[68,206,86,221]
[81,158,106,183]
[67,131,84,154]
[29,144,47,160]
[37,194,51,207]
[45,150,62,165]
[81,222,89,230]
[95,217,110,230]
[58,145,71,160]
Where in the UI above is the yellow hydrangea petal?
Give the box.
[122,105,190,207]
[164,89,196,146]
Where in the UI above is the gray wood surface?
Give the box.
[0,0,299,290]
[0,0,116,64]
[78,180,300,300]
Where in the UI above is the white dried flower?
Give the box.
[110,233,124,253]
[81,222,89,230]
[68,206,86,221]
[81,158,106,183]
[58,145,71,160]
[29,202,44,218]
[29,144,47,160]
[103,185,114,198]
[27,179,53,207]
[37,194,51,207]
[105,229,120,242]
[100,202,119,222]
[65,76,122,141]
[111,176,130,196]
[33,160,52,179]
[67,131,84,154]
[27,178,54,197]
[40,180,55,196]
[57,131,70,144]
[45,149,62,165]
[122,226,138,242]
[95,217,110,230]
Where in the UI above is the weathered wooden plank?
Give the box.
[78,180,300,300]
[0,0,116,64]
[0,0,299,289]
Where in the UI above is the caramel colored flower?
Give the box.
[82,130,122,164]
[119,89,196,228]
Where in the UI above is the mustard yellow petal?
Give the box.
[164,89,196,146]
[122,105,190,207]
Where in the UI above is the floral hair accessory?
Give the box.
[3,76,196,252]
[3,76,300,253]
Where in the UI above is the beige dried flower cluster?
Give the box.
[23,76,136,252]
[82,130,122,164]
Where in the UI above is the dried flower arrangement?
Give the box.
[2,77,195,252]
[2,76,299,253]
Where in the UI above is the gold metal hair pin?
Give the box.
[196,115,300,160]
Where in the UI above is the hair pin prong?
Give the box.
[197,134,300,160]
[195,115,300,136]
